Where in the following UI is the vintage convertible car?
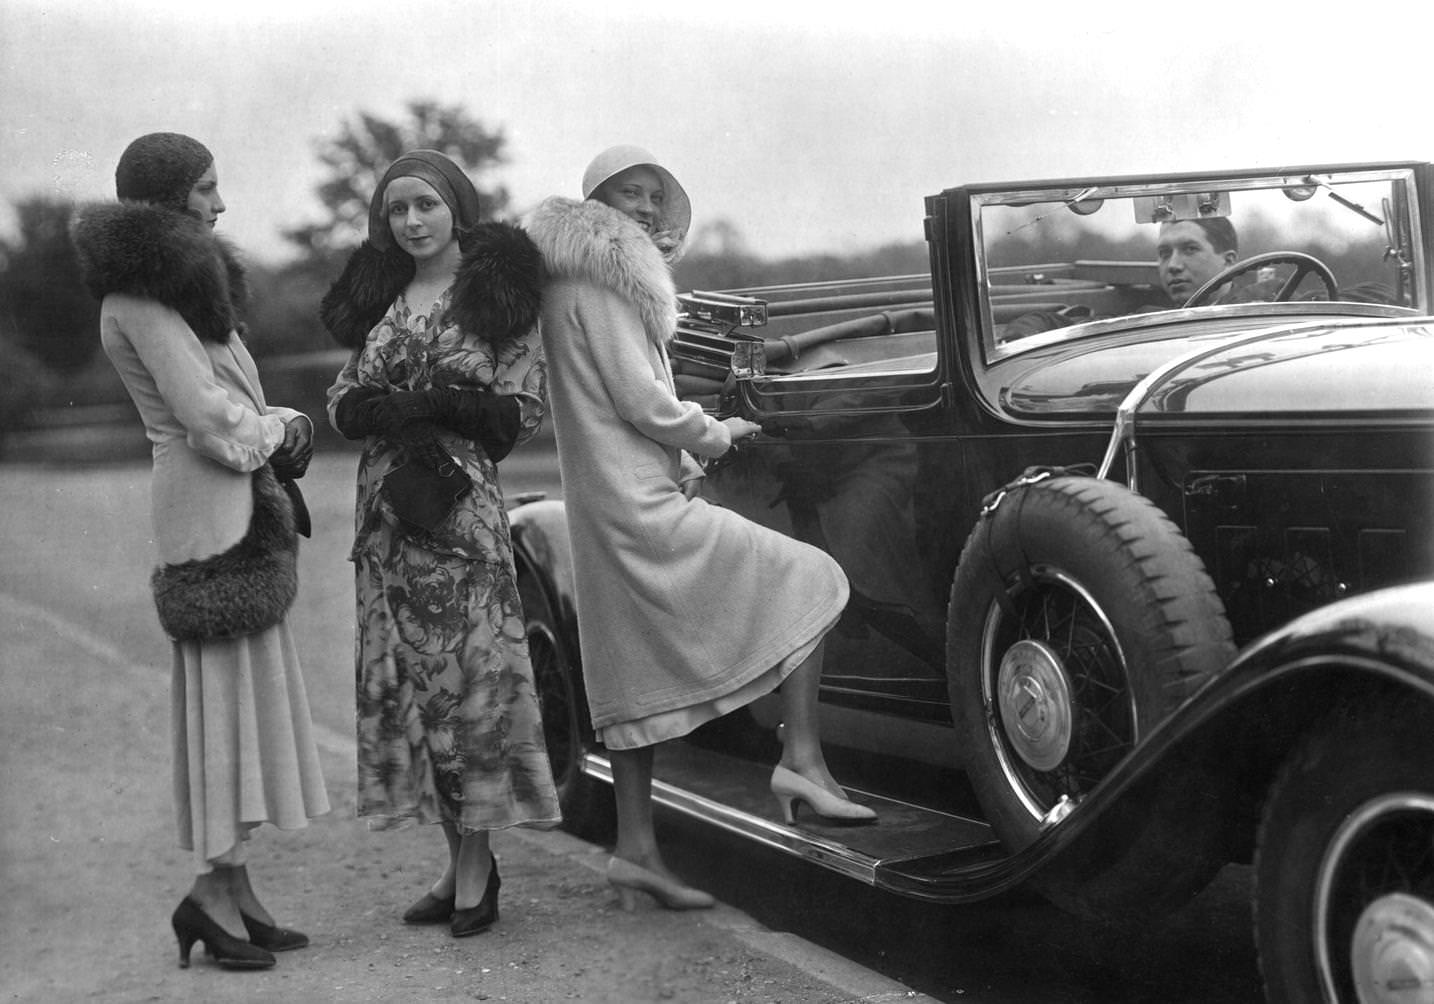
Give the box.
[510,161,1434,1001]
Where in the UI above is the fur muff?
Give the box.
[525,197,678,347]
[150,465,299,641]
[319,222,543,350]
[69,201,247,344]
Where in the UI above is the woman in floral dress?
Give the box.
[321,150,560,939]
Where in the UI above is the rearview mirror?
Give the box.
[1133,192,1230,223]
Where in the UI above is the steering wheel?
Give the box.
[1184,251,1337,307]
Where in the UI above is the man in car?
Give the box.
[1156,217,1238,305]
[1004,216,1268,338]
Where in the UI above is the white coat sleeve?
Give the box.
[112,295,285,471]
[576,286,731,459]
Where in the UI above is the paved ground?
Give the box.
[0,454,936,1003]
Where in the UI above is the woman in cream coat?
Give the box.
[71,133,329,971]
[527,146,876,911]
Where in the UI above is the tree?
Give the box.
[0,196,100,374]
[284,99,512,259]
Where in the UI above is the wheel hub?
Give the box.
[996,639,1073,772]
[1350,893,1434,1004]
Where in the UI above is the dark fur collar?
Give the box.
[69,201,247,344]
[320,221,543,350]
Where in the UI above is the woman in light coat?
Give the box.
[527,145,876,911]
[71,132,329,971]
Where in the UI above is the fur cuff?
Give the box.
[69,201,247,344]
[150,466,299,641]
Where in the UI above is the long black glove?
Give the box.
[432,388,521,464]
[331,386,387,440]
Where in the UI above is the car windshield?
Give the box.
[975,168,1420,358]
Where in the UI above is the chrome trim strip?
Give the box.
[1096,320,1342,486]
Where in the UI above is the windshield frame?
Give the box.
[969,166,1426,364]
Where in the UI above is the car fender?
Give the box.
[509,498,581,652]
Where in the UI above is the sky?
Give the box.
[3,0,1433,266]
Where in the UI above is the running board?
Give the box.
[581,744,1008,901]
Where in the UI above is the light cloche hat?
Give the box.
[581,145,691,239]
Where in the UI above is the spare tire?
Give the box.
[947,472,1235,852]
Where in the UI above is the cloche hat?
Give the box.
[367,149,483,251]
[115,132,213,210]
[581,145,691,240]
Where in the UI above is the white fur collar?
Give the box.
[526,196,677,346]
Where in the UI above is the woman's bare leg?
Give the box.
[428,822,463,898]
[188,867,246,937]
[229,865,272,925]
[607,744,714,909]
[774,642,844,792]
[610,745,664,870]
[453,830,493,910]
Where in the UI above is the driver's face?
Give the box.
[1156,222,1237,303]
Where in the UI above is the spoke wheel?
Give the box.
[981,567,1137,822]
[949,475,1234,854]
[1256,697,1434,1003]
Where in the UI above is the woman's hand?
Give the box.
[721,417,762,447]
[270,416,313,480]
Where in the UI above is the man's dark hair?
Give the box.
[1188,217,1238,255]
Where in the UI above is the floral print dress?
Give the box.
[327,287,561,834]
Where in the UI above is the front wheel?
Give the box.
[948,474,1235,851]
[1255,695,1434,1003]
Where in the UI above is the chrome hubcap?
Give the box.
[996,639,1073,772]
[1318,794,1434,1002]
[1350,893,1434,1004]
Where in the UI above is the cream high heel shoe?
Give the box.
[606,857,716,911]
[770,765,878,824]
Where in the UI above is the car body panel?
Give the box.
[1002,319,1434,419]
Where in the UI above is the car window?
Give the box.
[974,170,1421,360]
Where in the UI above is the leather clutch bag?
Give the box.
[383,461,473,534]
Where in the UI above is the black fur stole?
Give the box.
[320,222,544,350]
[69,201,248,344]
[150,465,299,641]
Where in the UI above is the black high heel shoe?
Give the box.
[171,897,275,970]
[402,890,456,925]
[241,912,310,952]
[450,855,500,938]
